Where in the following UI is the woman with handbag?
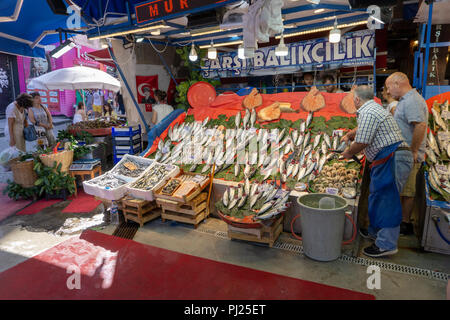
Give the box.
[5,94,34,152]
[28,92,56,147]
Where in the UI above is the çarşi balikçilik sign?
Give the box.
[201,30,375,78]
[134,0,222,24]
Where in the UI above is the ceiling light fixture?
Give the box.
[275,34,288,57]
[136,37,145,43]
[189,43,198,62]
[314,9,325,13]
[208,40,217,60]
[190,26,222,37]
[306,0,320,4]
[329,18,341,43]
[150,29,161,36]
[238,44,245,60]
[50,40,76,58]
[275,21,367,39]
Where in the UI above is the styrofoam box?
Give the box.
[127,163,180,201]
[83,173,135,201]
[110,154,154,182]
[116,143,141,153]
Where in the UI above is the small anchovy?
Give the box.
[228,197,238,210]
[237,194,248,208]
[256,201,274,216]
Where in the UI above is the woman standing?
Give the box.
[5,93,34,152]
[73,102,91,124]
[28,92,56,146]
[151,90,174,126]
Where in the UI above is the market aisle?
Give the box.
[0,229,375,300]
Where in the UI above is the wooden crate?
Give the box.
[227,215,284,247]
[153,171,211,204]
[121,196,160,227]
[159,192,208,228]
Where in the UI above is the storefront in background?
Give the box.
[0,52,20,116]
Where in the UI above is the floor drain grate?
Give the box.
[192,225,449,282]
[112,221,140,240]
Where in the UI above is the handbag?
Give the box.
[23,124,37,141]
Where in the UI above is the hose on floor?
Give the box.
[432,215,450,245]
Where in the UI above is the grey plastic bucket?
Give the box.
[297,193,348,262]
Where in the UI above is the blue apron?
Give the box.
[368,142,402,229]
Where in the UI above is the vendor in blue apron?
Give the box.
[341,85,413,258]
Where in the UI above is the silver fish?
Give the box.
[250,108,256,127]
[306,112,313,127]
[245,178,251,195]
[324,133,331,149]
[292,130,298,145]
[237,185,243,199]
[202,117,209,126]
[332,135,339,150]
[321,140,327,155]
[243,109,250,128]
[228,197,238,210]
[189,163,198,172]
[257,201,274,215]
[278,128,286,142]
[249,194,259,209]
[313,133,321,149]
[303,132,310,149]
[426,148,437,164]
[229,187,236,203]
[296,132,305,146]
[292,162,300,177]
[255,208,281,221]
[158,139,164,151]
[286,163,294,178]
[237,194,247,208]
[281,173,287,183]
[428,132,440,156]
[234,164,240,177]
[299,120,306,133]
[201,164,211,173]
[155,150,162,162]
[250,183,258,197]
[318,154,327,172]
[297,165,306,181]
[431,108,448,131]
[222,189,229,207]
[235,111,241,128]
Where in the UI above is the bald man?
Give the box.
[385,72,428,236]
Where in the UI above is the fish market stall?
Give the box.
[143,88,369,243]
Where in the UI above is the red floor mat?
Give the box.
[0,230,375,300]
[0,184,31,220]
[15,199,61,215]
[62,189,102,213]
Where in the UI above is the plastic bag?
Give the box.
[0,146,23,170]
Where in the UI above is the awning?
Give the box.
[85,48,116,68]
[0,0,84,58]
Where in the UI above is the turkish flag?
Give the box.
[136,75,158,104]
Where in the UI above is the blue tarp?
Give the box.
[141,108,185,157]
[0,0,80,58]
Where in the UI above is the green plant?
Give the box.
[73,145,93,160]
[33,160,75,197]
[3,181,38,200]
[174,46,220,110]
[75,131,94,144]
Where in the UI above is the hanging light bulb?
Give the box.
[275,34,288,57]
[189,43,198,62]
[329,18,341,43]
[207,40,217,60]
[238,44,245,60]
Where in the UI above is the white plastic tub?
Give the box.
[83,173,135,201]
[110,154,154,181]
[127,163,180,201]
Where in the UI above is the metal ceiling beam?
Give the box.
[281,3,363,15]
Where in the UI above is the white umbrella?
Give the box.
[28,66,121,92]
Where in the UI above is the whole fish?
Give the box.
[292,130,298,145]
[222,189,229,207]
[250,183,258,197]
[237,194,248,209]
[189,163,198,172]
[202,117,209,126]
[243,109,250,128]
[255,208,281,221]
[431,108,448,131]
[297,165,306,181]
[324,133,331,149]
[304,162,315,178]
[249,194,259,209]
[292,162,300,177]
[303,132,310,149]
[234,164,241,177]
[306,112,313,127]
[228,197,238,210]
[318,154,327,172]
[286,163,294,178]
[299,120,306,133]
[321,140,327,155]
[296,132,305,146]
[332,135,339,150]
[250,108,256,127]
[237,185,243,199]
[278,128,286,142]
[201,164,211,173]
[426,148,437,164]
[313,133,321,149]
[256,201,274,215]
[158,139,164,151]
[281,173,287,183]
[428,132,441,156]
[304,144,312,156]
[235,111,241,128]
[155,150,162,162]
[245,178,251,195]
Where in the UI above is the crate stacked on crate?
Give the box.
[226,215,284,248]
[121,196,160,227]
[112,125,142,164]
[154,171,211,229]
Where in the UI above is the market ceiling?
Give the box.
[70,0,372,48]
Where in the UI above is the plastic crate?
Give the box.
[112,125,143,164]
